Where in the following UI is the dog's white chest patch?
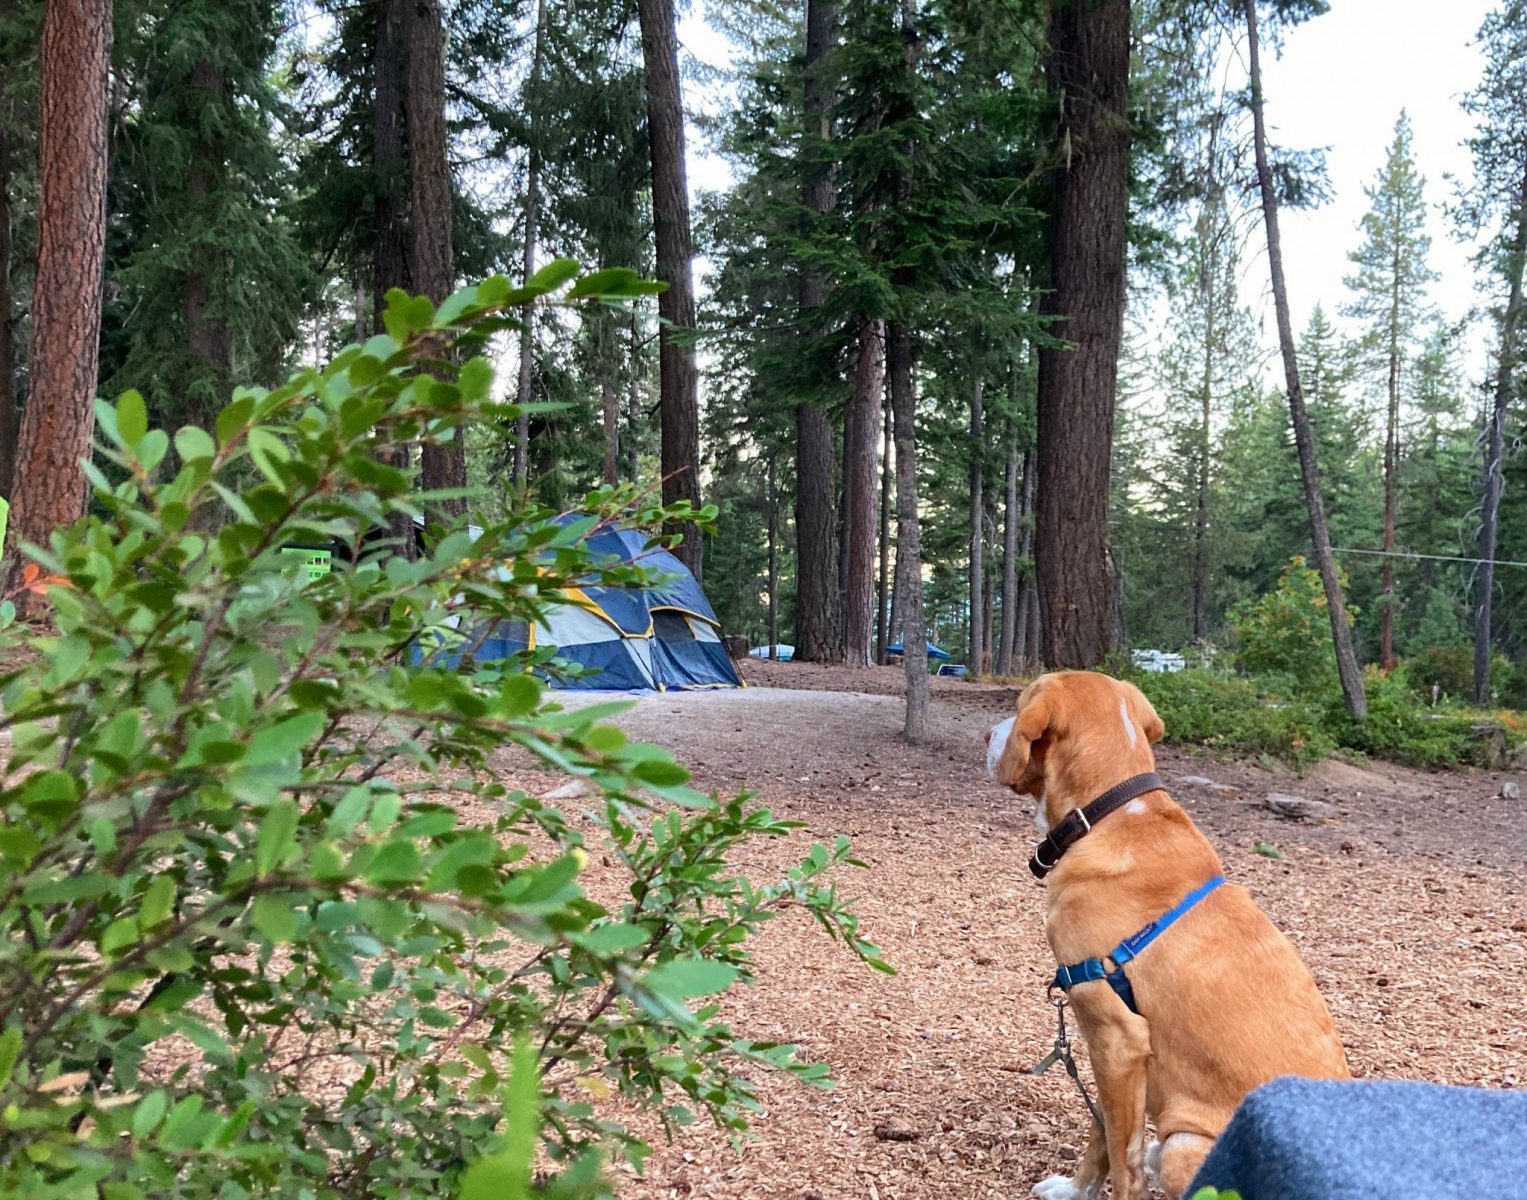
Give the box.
[1119,699,1138,748]
[1125,798,1147,815]
[986,716,1015,779]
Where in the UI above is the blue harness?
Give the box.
[1051,874,1226,1015]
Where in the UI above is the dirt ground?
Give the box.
[495,660,1527,1200]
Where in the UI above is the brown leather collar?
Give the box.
[1029,772,1165,880]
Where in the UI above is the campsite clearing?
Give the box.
[487,661,1527,1199]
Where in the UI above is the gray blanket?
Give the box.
[1188,1076,1527,1200]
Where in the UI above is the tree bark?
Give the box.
[406,0,464,517]
[1034,0,1130,669]
[793,0,840,660]
[184,57,232,427]
[1192,239,1213,645]
[968,379,984,672]
[373,0,415,559]
[876,393,892,663]
[1473,159,1527,705]
[1244,0,1366,718]
[626,311,642,480]
[888,320,928,738]
[637,0,703,578]
[1,0,112,611]
[1382,257,1401,669]
[844,318,884,666]
[768,456,780,659]
[513,0,546,488]
[0,88,16,502]
[602,378,619,485]
[997,434,1019,674]
[1016,446,1036,669]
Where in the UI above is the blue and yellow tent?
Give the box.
[450,520,741,692]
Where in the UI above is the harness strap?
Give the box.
[1029,772,1165,879]
[1051,874,1226,1015]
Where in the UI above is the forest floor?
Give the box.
[489,660,1527,1200]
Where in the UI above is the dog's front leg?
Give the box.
[1032,1119,1107,1200]
[1081,1002,1152,1200]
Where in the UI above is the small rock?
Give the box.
[540,779,589,801]
[872,1120,921,1143]
[1265,792,1336,821]
[1180,775,1239,794]
[1499,781,1521,801]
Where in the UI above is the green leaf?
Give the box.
[256,800,299,876]
[139,876,176,929]
[101,916,141,958]
[499,673,542,717]
[214,395,255,446]
[246,712,325,766]
[1253,841,1284,860]
[250,895,298,944]
[575,923,650,955]
[0,1026,21,1091]
[527,258,580,293]
[118,391,148,447]
[460,1034,538,1200]
[631,758,690,788]
[174,426,216,463]
[132,1090,168,1139]
[642,958,739,1000]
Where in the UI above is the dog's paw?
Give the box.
[1145,1138,1162,1188]
[1031,1175,1091,1200]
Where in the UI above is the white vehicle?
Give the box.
[1131,648,1186,674]
[748,643,795,662]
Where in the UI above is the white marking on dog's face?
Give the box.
[1032,1174,1097,1200]
[986,716,1015,780]
[1120,698,1138,749]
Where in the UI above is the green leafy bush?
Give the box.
[1227,556,1349,691]
[1323,667,1480,768]
[0,273,888,1197]
[1125,669,1333,767]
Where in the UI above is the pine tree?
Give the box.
[1456,0,1527,702]
[1342,111,1436,668]
[2,0,112,612]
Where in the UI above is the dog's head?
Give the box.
[986,671,1164,831]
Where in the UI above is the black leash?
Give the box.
[1030,993,1103,1128]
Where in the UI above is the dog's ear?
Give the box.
[996,681,1059,786]
[1123,680,1165,745]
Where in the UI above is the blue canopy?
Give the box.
[885,640,951,660]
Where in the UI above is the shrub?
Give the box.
[1125,669,1333,767]
[0,273,888,1197]
[1227,557,1348,691]
[1324,667,1480,768]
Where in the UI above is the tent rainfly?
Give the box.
[435,520,742,692]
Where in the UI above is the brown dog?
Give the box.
[987,671,1348,1200]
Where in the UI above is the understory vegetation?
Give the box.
[1118,560,1526,770]
[0,277,888,1198]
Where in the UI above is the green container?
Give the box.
[281,545,332,582]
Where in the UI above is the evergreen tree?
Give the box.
[1342,111,1436,667]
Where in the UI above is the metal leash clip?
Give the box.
[1030,993,1104,1128]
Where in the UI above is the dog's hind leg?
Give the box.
[1154,1131,1216,1200]
[1031,1120,1107,1200]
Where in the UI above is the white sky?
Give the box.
[677,1,1504,388]
[1254,0,1498,383]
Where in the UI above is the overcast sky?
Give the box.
[679,0,1504,387]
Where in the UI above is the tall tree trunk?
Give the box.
[767,456,779,659]
[406,0,464,517]
[997,434,1019,674]
[1474,160,1527,705]
[1244,0,1366,718]
[602,378,619,484]
[1192,247,1213,645]
[844,318,883,666]
[1,0,112,611]
[1034,0,1130,669]
[889,320,928,739]
[513,0,546,488]
[793,0,839,660]
[1381,255,1401,669]
[968,379,984,672]
[372,0,408,325]
[0,88,15,502]
[637,0,702,578]
[877,394,892,663]
[184,58,232,428]
[1016,446,1036,668]
[626,311,642,480]
[373,0,415,559]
